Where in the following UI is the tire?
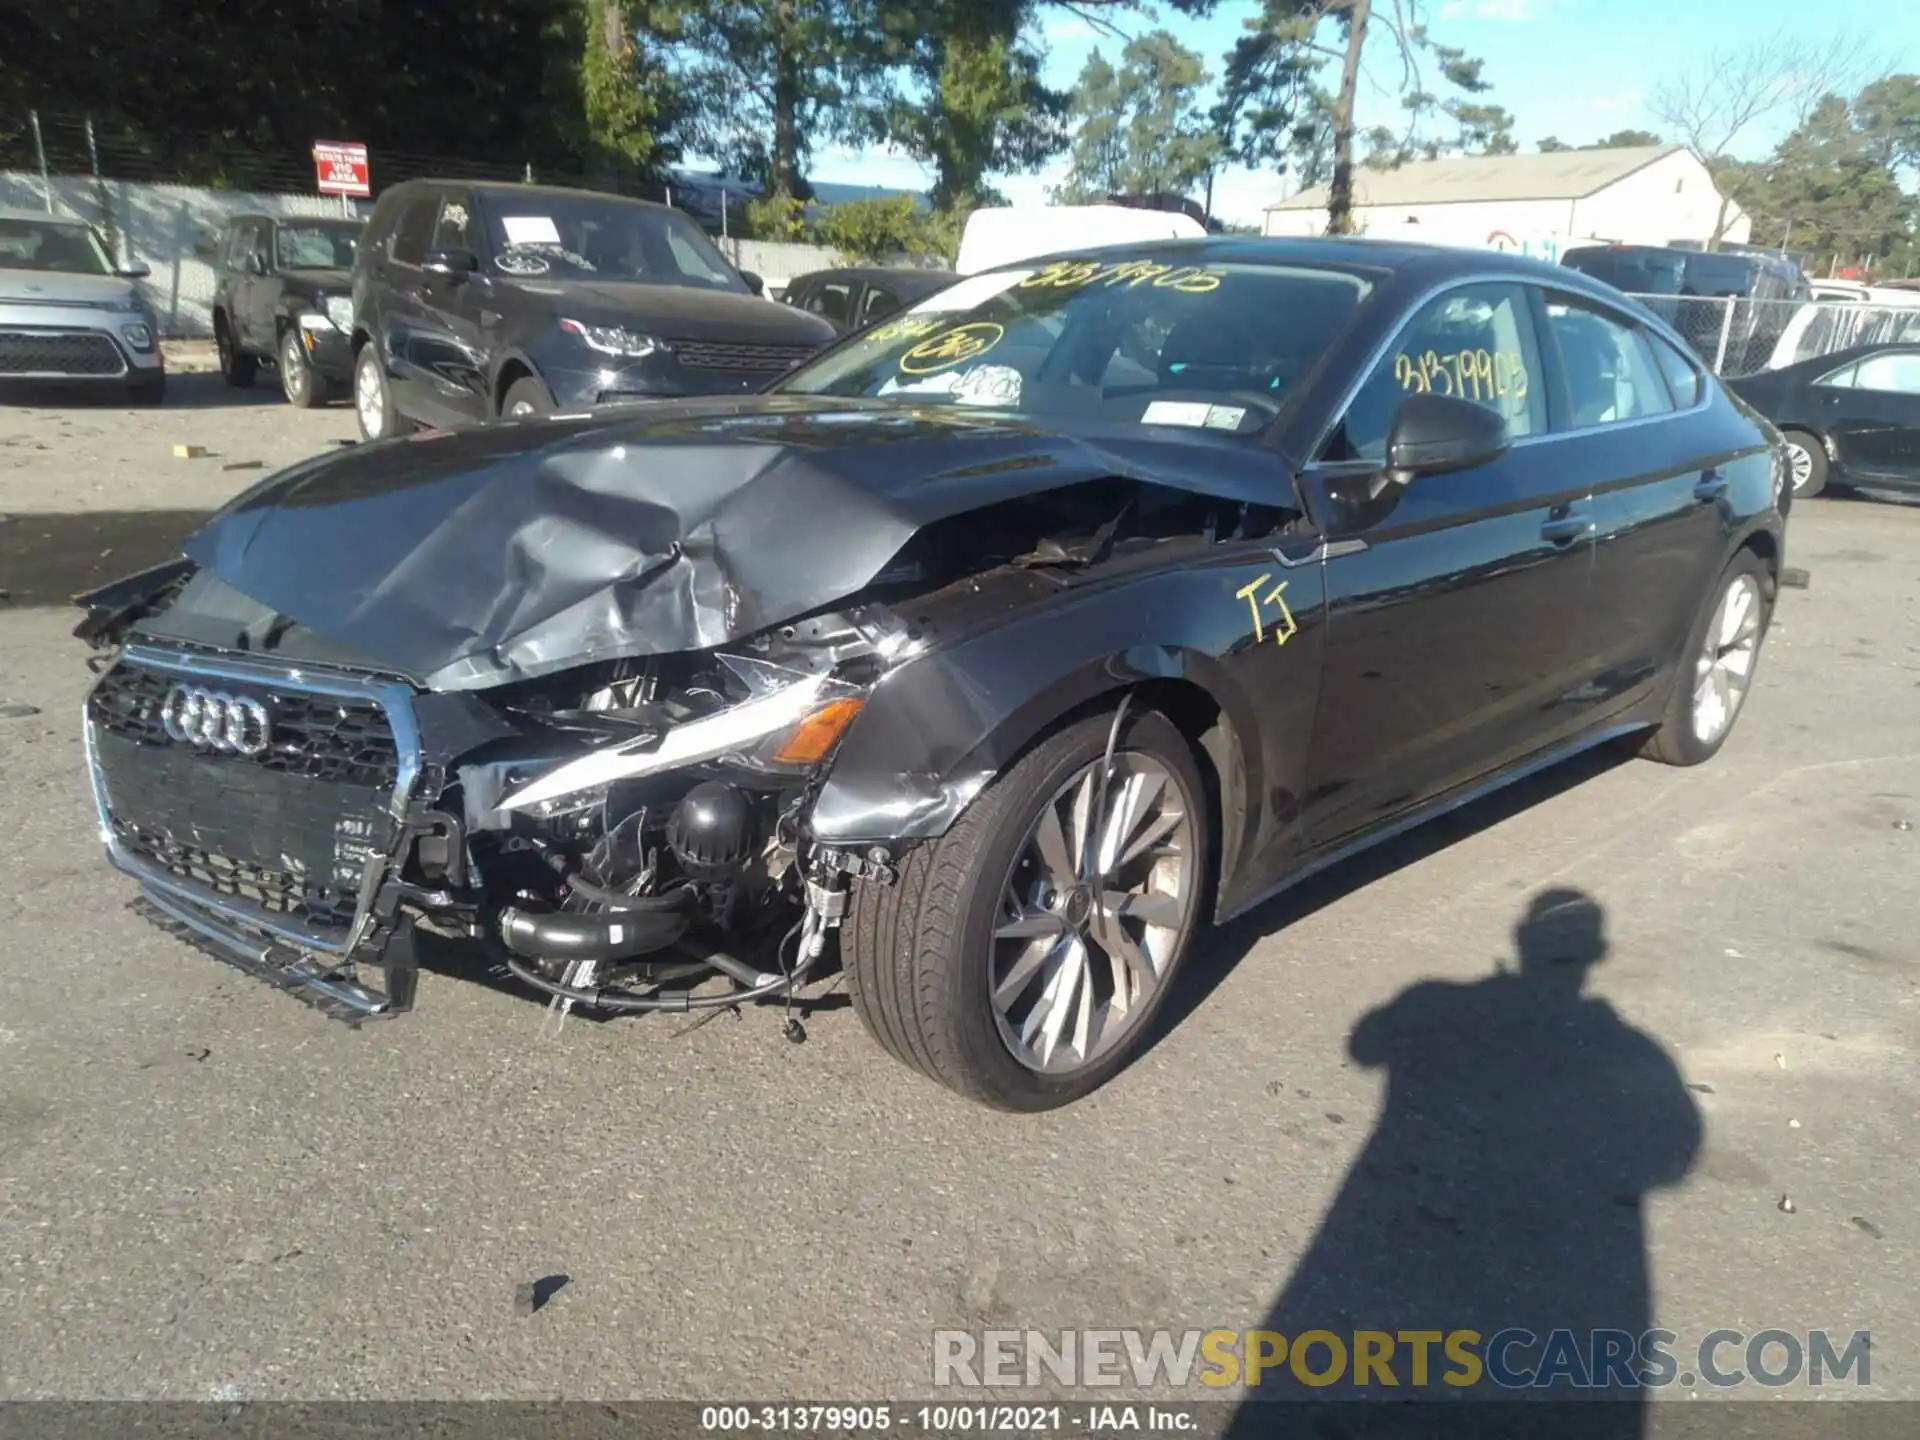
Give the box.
[215,315,255,388]
[1641,549,1773,767]
[280,326,322,409]
[501,375,555,418]
[1781,429,1828,498]
[844,709,1211,1111]
[126,374,166,407]
[352,343,404,440]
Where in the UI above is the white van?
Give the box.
[955,205,1207,276]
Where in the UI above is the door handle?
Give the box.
[1540,514,1594,545]
[1694,470,1729,502]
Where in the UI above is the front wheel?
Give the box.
[280,328,322,409]
[1641,550,1773,767]
[353,344,404,439]
[501,375,555,418]
[844,709,1210,1110]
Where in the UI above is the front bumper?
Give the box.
[0,301,162,381]
[295,323,353,382]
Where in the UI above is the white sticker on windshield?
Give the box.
[501,216,562,246]
[1203,405,1246,430]
[952,364,1023,407]
[907,270,1032,314]
[1141,400,1212,427]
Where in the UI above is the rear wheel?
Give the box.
[1641,549,1773,767]
[215,315,255,388]
[844,710,1210,1110]
[1781,430,1828,498]
[280,327,322,408]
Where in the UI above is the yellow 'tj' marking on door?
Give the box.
[1235,574,1298,647]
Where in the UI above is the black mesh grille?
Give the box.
[89,663,398,790]
[0,330,127,376]
[113,820,361,930]
[89,659,404,941]
[670,339,817,374]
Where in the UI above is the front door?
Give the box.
[1298,280,1594,850]
[410,192,491,423]
[1818,348,1920,486]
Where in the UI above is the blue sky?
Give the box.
[806,0,1919,225]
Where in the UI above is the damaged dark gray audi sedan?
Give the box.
[76,238,1788,1110]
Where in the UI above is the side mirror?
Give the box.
[1383,392,1511,485]
[423,247,479,280]
[739,269,765,297]
[116,262,151,280]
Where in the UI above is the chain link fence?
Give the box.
[1625,294,1920,379]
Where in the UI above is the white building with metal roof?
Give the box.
[1262,145,1750,262]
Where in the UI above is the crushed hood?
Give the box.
[176,395,1292,691]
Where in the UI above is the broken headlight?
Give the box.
[497,654,866,818]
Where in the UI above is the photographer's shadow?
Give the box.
[1229,888,1701,1435]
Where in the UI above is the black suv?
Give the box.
[211,213,364,407]
[347,180,837,436]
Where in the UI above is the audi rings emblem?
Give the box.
[159,685,273,756]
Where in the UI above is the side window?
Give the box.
[1326,282,1544,462]
[389,199,437,266]
[1847,351,1920,395]
[1648,333,1702,408]
[807,281,853,325]
[861,285,902,325]
[1817,361,1858,389]
[220,223,247,270]
[430,195,477,253]
[1543,298,1674,429]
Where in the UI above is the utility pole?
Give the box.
[29,110,53,213]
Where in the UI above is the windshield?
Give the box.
[774,254,1373,436]
[479,195,746,292]
[0,218,112,275]
[277,221,361,270]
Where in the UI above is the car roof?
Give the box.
[792,265,957,284]
[0,207,98,227]
[380,179,673,213]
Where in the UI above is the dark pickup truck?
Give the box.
[211,213,364,407]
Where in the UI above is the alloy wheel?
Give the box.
[281,333,309,404]
[1786,440,1814,492]
[1692,572,1763,745]
[989,752,1196,1075]
[355,354,383,434]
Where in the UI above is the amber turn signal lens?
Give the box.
[772,697,865,765]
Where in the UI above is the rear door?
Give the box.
[1540,289,1726,718]
[1298,280,1593,850]
[1814,348,1920,486]
[230,219,270,352]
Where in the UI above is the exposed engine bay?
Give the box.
[76,417,1304,1032]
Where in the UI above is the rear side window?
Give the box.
[430,195,477,253]
[1543,298,1674,428]
[389,199,437,266]
[1649,333,1702,407]
[1827,350,1920,395]
[1326,282,1545,461]
[805,281,853,324]
[861,285,903,324]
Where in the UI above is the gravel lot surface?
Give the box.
[0,377,1915,1405]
